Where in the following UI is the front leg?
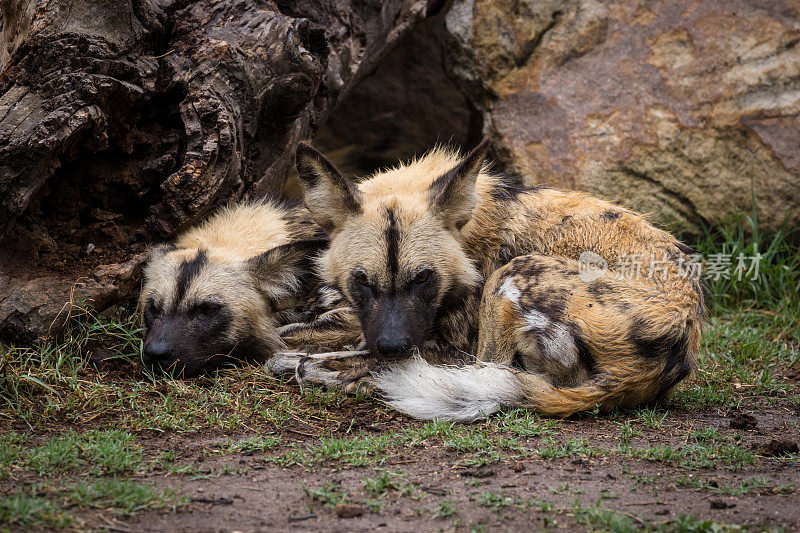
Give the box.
[266,350,376,395]
[278,307,363,349]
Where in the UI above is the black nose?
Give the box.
[376,335,411,357]
[143,340,173,363]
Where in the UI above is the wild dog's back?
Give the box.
[292,139,704,420]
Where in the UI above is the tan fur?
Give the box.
[140,201,329,375]
[293,142,704,418]
[176,202,293,260]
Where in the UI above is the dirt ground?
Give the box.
[8,398,797,532]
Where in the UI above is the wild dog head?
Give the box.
[139,202,325,377]
[295,141,490,359]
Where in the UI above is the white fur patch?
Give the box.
[522,308,550,330]
[373,356,524,422]
[497,278,522,306]
[522,310,579,367]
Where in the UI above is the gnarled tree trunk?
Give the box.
[0,0,443,343]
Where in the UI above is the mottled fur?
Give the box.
[140,201,330,376]
[288,140,704,421]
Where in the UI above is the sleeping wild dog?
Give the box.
[283,139,704,421]
[139,201,347,377]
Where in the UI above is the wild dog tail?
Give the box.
[373,356,680,422]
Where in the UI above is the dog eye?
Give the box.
[413,269,432,285]
[146,299,161,315]
[144,298,162,319]
[197,301,222,316]
[356,273,371,287]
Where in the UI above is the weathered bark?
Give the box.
[0,0,442,343]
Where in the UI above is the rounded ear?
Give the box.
[295,142,361,233]
[429,138,490,229]
[246,238,329,299]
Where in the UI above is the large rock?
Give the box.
[443,0,800,233]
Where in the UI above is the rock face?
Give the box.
[443,0,800,233]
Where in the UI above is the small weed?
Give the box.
[495,409,557,437]
[550,484,584,495]
[633,406,670,430]
[478,492,529,513]
[364,499,385,513]
[304,482,348,508]
[364,470,416,498]
[628,428,754,470]
[572,504,639,533]
[432,500,457,518]
[616,421,641,453]
[267,448,312,467]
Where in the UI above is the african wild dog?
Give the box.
[139,201,344,377]
[282,139,704,421]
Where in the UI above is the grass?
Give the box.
[67,478,183,515]
[3,430,142,478]
[0,218,798,530]
[675,475,795,495]
[0,480,183,528]
[304,482,349,508]
[364,470,417,498]
[431,500,457,518]
[694,214,800,343]
[221,435,280,454]
[0,493,73,529]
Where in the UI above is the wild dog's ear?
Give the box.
[429,138,490,229]
[247,238,329,298]
[295,142,361,233]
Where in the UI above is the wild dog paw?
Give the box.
[265,352,304,375]
[294,352,373,393]
[342,375,376,396]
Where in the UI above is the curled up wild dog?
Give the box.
[270,139,705,421]
[139,201,358,377]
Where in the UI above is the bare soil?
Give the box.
[8,400,799,532]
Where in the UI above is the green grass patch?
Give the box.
[0,479,183,529]
[0,492,73,529]
[4,430,142,477]
[675,317,798,409]
[670,216,800,409]
[431,500,457,518]
[694,215,800,343]
[308,434,393,466]
[630,428,754,470]
[534,437,600,459]
[68,478,184,515]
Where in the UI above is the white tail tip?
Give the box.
[373,356,523,422]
